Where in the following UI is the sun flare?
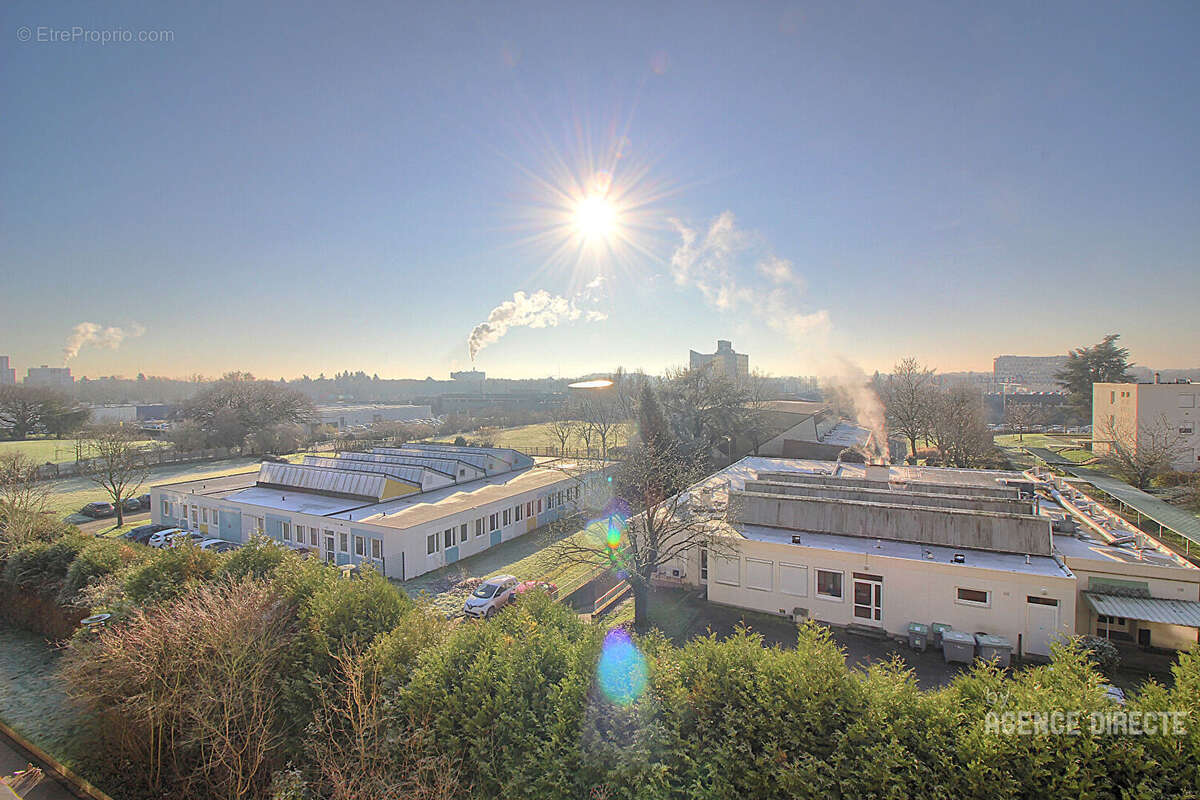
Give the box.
[573,194,619,241]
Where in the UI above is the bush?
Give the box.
[121,544,221,605]
[2,534,89,593]
[1078,634,1121,676]
[219,536,292,580]
[59,537,149,605]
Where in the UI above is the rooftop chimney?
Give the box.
[1155,372,1161,384]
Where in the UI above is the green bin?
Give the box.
[907,622,929,652]
[930,622,953,649]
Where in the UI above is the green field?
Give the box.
[399,520,608,616]
[45,457,267,522]
[0,437,164,465]
[435,421,634,453]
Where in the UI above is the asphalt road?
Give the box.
[0,734,77,800]
[74,511,148,536]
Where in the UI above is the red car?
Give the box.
[510,580,558,602]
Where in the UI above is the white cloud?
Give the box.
[467,290,607,360]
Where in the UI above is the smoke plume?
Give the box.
[822,357,889,463]
[668,212,830,340]
[63,322,146,361]
[468,290,607,360]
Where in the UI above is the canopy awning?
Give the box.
[1084,592,1200,628]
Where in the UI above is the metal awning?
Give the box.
[1085,592,1200,628]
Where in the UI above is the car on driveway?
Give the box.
[121,497,142,513]
[137,493,151,509]
[463,574,519,619]
[81,501,116,518]
[166,531,206,548]
[199,538,239,553]
[146,528,186,548]
[123,523,174,544]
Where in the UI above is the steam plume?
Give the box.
[822,357,889,463]
[63,321,146,361]
[468,290,607,360]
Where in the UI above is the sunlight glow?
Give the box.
[574,194,619,242]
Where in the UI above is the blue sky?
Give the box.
[3,1,1198,380]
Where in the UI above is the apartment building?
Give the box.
[1093,379,1199,472]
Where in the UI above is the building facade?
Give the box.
[1093,380,1200,472]
[993,355,1068,392]
[25,365,73,387]
[689,340,749,381]
[0,356,15,385]
[150,443,599,581]
[314,404,434,431]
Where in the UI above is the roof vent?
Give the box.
[951,552,966,564]
[791,535,802,545]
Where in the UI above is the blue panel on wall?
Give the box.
[219,510,242,543]
[336,552,350,566]
[490,530,502,547]
[446,545,459,564]
[265,514,289,542]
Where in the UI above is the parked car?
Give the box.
[146,528,186,548]
[137,493,151,508]
[123,523,174,544]
[121,497,142,513]
[510,580,558,602]
[463,574,519,619]
[166,531,206,548]
[261,454,289,463]
[81,501,116,518]
[199,538,238,552]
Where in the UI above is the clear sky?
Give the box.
[3,1,1198,380]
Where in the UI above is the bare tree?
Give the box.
[547,437,726,631]
[1097,414,1186,489]
[1003,402,1044,443]
[80,425,151,526]
[546,404,578,455]
[580,394,625,461]
[927,384,995,468]
[0,452,52,552]
[880,357,936,463]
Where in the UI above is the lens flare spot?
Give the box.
[597,628,647,706]
[606,525,622,549]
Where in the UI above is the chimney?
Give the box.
[1154,372,1160,384]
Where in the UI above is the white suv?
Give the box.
[463,575,518,619]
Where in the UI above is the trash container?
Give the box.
[942,630,976,664]
[930,622,953,649]
[975,634,1013,668]
[907,622,929,652]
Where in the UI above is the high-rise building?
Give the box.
[25,365,74,387]
[0,356,15,385]
[993,355,1068,392]
[689,340,749,380]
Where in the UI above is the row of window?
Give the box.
[283,523,383,559]
[425,486,581,556]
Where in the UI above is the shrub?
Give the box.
[2,533,89,593]
[1078,634,1121,676]
[219,535,291,580]
[58,537,149,605]
[121,544,221,605]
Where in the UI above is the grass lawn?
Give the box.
[399,519,608,616]
[45,457,265,523]
[434,421,634,453]
[0,438,164,465]
[0,626,94,771]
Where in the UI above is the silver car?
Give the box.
[463,575,518,619]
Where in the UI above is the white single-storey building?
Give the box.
[149,443,599,581]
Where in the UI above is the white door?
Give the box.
[1025,596,1060,657]
[852,574,883,623]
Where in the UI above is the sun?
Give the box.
[573,194,619,241]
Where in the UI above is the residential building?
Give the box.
[0,356,14,385]
[25,365,73,387]
[753,401,906,464]
[654,457,1199,655]
[1093,378,1200,472]
[149,443,600,581]
[689,340,749,381]
[993,355,1069,393]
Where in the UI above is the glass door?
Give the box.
[853,574,882,622]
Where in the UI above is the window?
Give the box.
[1097,614,1127,625]
[489,513,498,531]
[816,570,843,600]
[339,532,348,552]
[1181,422,1194,435]
[1180,393,1196,408]
[526,501,533,517]
[745,559,773,591]
[191,507,198,524]
[281,522,291,541]
[355,536,365,556]
[161,500,170,517]
[956,587,990,606]
[295,524,304,541]
[538,499,542,513]
[460,523,467,542]
[713,555,740,586]
[310,528,318,546]
[475,518,484,537]
[515,504,523,522]
[503,509,511,526]
[371,538,382,559]
[202,508,209,523]
[255,517,264,533]
[700,547,708,580]
[427,533,438,555]
[444,528,454,548]
[780,563,808,596]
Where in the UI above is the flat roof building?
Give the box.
[149,442,599,581]
[657,456,1199,655]
[993,354,1068,393]
[25,365,73,387]
[0,356,15,385]
[314,404,434,431]
[689,340,749,381]
[1093,379,1199,472]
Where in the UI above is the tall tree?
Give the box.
[1056,334,1136,420]
[545,404,577,455]
[928,384,996,468]
[80,425,152,527]
[0,452,52,551]
[0,386,87,441]
[176,373,315,449]
[636,383,670,456]
[881,358,936,463]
